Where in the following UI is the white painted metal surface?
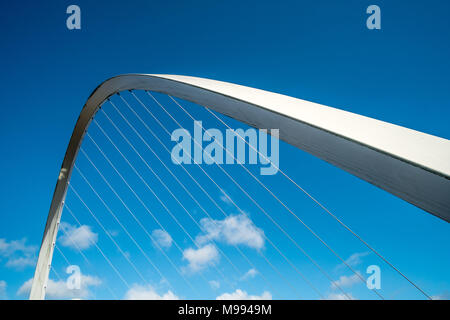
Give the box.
[30,74,450,299]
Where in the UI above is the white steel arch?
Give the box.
[30,74,450,299]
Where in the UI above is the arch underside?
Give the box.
[30,74,450,300]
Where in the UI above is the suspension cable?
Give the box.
[57,209,119,299]
[64,204,131,290]
[126,92,334,299]
[69,184,149,287]
[108,97,281,297]
[86,129,233,293]
[117,93,303,298]
[160,92,383,298]
[74,164,177,293]
[147,91,370,298]
[195,96,431,300]
[80,141,196,294]
[102,102,255,293]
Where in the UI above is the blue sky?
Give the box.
[0,0,449,300]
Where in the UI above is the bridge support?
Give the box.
[30,74,450,299]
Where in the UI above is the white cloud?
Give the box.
[0,280,7,299]
[197,214,264,250]
[219,191,233,205]
[59,222,98,250]
[346,252,369,266]
[5,256,36,269]
[216,289,272,300]
[336,252,369,271]
[152,229,173,249]
[209,280,220,289]
[326,292,355,300]
[331,273,361,289]
[108,230,119,237]
[0,238,36,256]
[0,238,37,270]
[240,268,258,281]
[431,291,449,300]
[182,244,219,273]
[124,284,179,300]
[17,274,101,299]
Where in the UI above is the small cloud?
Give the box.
[5,256,36,269]
[197,214,264,250]
[124,284,179,300]
[17,274,101,299]
[59,222,98,250]
[432,291,450,300]
[326,292,355,300]
[108,230,119,237]
[240,268,258,281]
[0,238,36,256]
[331,273,361,290]
[152,229,173,249]
[209,280,220,290]
[336,252,369,271]
[182,244,219,273]
[219,190,233,205]
[216,289,272,300]
[0,238,37,270]
[0,280,7,299]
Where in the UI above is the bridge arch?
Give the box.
[30,74,450,299]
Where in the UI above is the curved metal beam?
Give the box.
[30,74,450,299]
